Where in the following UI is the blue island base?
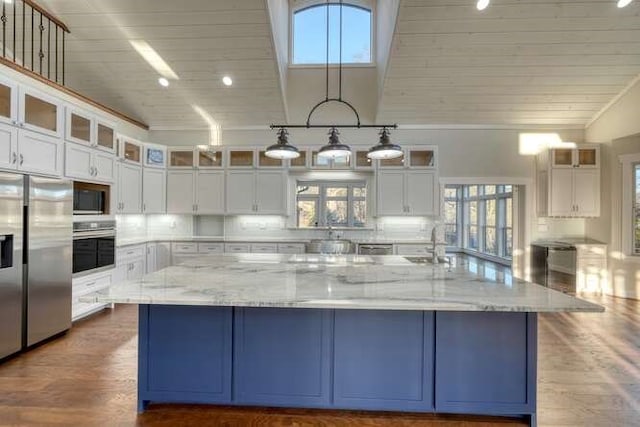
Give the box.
[137,305,537,426]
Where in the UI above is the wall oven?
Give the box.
[73,220,116,276]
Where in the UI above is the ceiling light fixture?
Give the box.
[129,40,179,80]
[617,0,633,7]
[367,128,403,159]
[222,76,233,86]
[268,0,397,159]
[158,77,169,87]
[265,128,300,159]
[476,0,490,11]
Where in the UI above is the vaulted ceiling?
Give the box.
[38,0,640,130]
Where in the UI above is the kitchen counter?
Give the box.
[84,254,601,313]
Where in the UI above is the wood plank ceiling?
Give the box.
[37,0,287,129]
[377,0,640,125]
[38,0,640,128]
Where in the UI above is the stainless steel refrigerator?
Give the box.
[0,172,72,360]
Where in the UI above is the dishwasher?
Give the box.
[358,244,393,255]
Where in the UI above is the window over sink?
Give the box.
[296,180,367,228]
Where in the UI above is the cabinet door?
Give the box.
[146,244,157,274]
[255,171,285,214]
[64,143,93,180]
[66,108,93,146]
[549,169,575,217]
[126,258,145,280]
[576,147,599,168]
[143,168,166,214]
[118,163,143,213]
[93,151,115,183]
[551,148,574,168]
[166,170,195,214]
[406,171,436,216]
[0,78,18,126]
[573,169,599,217]
[155,242,171,270]
[196,170,225,214]
[377,170,405,216]
[17,129,63,176]
[19,88,62,138]
[0,122,18,170]
[95,121,116,153]
[168,148,195,168]
[226,170,255,214]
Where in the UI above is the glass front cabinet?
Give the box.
[19,87,63,138]
[377,147,437,169]
[0,77,17,125]
[551,146,599,169]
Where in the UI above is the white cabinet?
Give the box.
[17,129,63,176]
[143,168,166,214]
[395,244,431,256]
[575,244,607,293]
[146,243,157,274]
[65,143,115,183]
[377,170,438,216]
[251,243,278,253]
[224,243,251,253]
[116,244,146,282]
[155,242,171,270]
[72,270,113,321]
[277,243,306,254]
[538,145,601,218]
[226,170,286,214]
[116,163,143,213]
[0,122,18,170]
[0,77,18,127]
[167,170,225,214]
[198,242,224,254]
[18,86,63,139]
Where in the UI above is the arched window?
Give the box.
[292,2,372,65]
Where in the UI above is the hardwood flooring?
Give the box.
[0,296,638,426]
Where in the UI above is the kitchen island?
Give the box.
[84,254,602,427]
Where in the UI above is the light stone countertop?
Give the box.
[83,254,603,313]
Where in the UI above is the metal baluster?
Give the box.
[55,26,58,82]
[39,12,44,74]
[62,30,65,85]
[22,0,24,67]
[47,18,50,78]
[12,0,15,61]
[31,6,34,70]
[2,2,6,58]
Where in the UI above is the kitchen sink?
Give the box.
[306,239,355,254]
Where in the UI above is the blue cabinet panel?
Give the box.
[435,311,536,415]
[333,310,434,411]
[233,307,333,407]
[138,305,232,406]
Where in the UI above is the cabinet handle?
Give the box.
[11,152,16,164]
[84,281,96,288]
[94,167,98,176]
[143,203,146,212]
[19,154,23,166]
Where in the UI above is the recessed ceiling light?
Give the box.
[222,76,233,86]
[618,0,633,7]
[476,0,490,10]
[158,77,169,87]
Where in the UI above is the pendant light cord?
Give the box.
[325,0,329,101]
[339,0,343,100]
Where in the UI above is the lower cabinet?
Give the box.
[72,269,113,321]
[115,244,146,282]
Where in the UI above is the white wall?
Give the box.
[586,75,640,143]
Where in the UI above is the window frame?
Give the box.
[289,0,376,67]
[296,180,368,228]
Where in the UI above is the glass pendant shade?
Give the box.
[367,128,403,160]
[265,128,300,159]
[317,128,351,159]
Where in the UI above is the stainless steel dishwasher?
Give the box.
[358,244,393,255]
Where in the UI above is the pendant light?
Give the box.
[268,0,397,152]
[367,128,403,160]
[265,128,300,159]
[318,127,351,159]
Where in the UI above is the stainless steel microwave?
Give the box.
[73,182,109,215]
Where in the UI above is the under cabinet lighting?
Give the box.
[476,0,490,11]
[222,76,233,86]
[618,0,633,7]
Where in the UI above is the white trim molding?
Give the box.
[618,152,640,256]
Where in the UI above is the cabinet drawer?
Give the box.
[277,243,306,254]
[395,244,431,256]
[225,243,251,253]
[251,243,278,253]
[72,298,109,321]
[117,245,145,261]
[576,245,606,259]
[73,273,112,298]
[198,242,224,254]
[172,242,198,253]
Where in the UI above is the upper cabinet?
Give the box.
[551,146,599,169]
[144,144,167,169]
[95,119,117,153]
[18,87,63,138]
[66,108,93,146]
[228,149,255,168]
[378,147,437,169]
[197,147,224,168]
[168,147,195,168]
[118,135,142,165]
[537,144,601,218]
[0,77,18,126]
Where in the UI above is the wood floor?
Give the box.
[0,296,638,426]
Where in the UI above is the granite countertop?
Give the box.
[83,254,603,313]
[532,238,606,247]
